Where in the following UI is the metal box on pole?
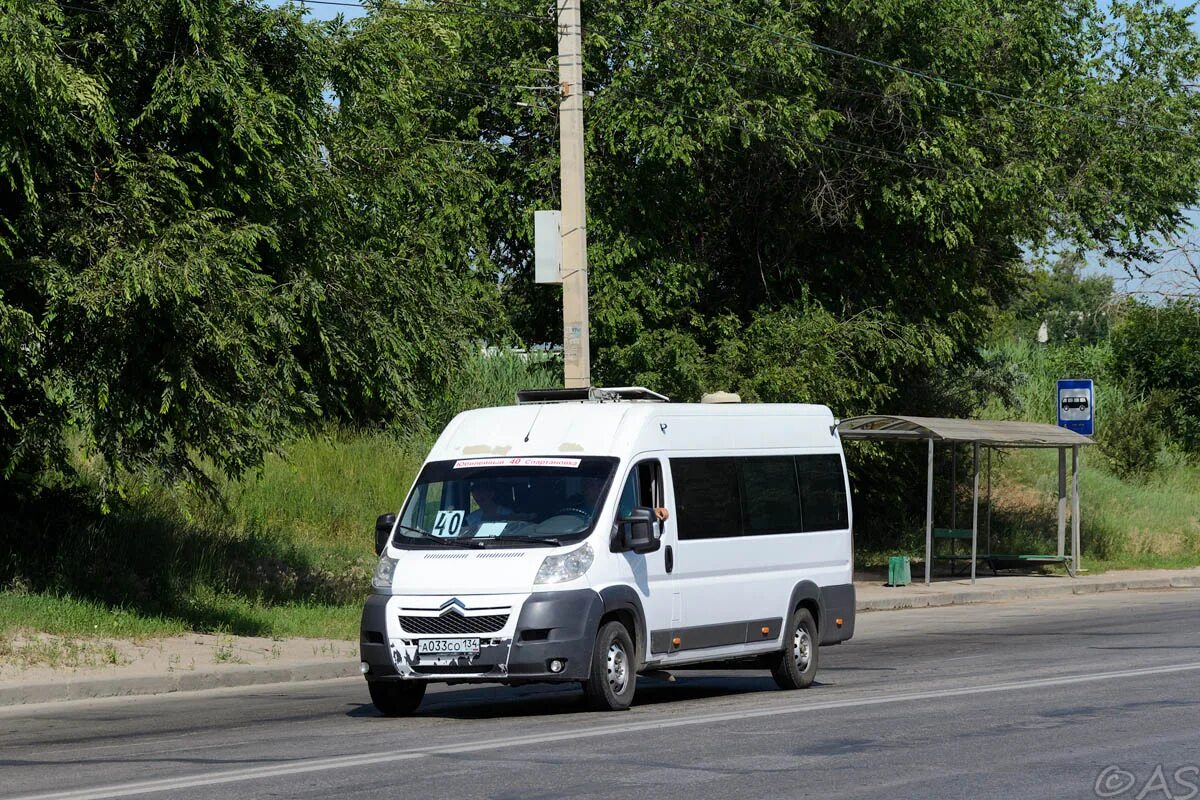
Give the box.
[534,209,562,285]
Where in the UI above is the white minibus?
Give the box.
[360,387,855,714]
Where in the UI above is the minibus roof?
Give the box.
[427,402,836,463]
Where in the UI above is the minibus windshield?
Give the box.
[393,456,618,548]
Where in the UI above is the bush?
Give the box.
[1112,300,1200,455]
[1099,400,1161,480]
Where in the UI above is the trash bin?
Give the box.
[887,556,911,587]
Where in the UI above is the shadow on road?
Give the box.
[346,673,810,721]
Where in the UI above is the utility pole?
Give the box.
[557,0,590,388]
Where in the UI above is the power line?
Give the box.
[669,0,1198,140]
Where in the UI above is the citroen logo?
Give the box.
[439,597,468,614]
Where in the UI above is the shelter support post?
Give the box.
[925,438,934,586]
[951,446,958,529]
[1057,448,1067,559]
[971,442,980,584]
[1072,445,1081,576]
[986,448,992,558]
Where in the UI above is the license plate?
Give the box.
[417,638,480,656]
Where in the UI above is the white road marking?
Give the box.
[8,660,1200,800]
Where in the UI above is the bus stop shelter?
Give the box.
[836,416,1096,585]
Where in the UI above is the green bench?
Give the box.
[984,554,1076,577]
[933,528,1075,577]
[932,528,976,575]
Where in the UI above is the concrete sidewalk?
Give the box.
[855,566,1200,611]
[2,568,1197,708]
[0,633,360,708]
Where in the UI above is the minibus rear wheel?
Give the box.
[368,680,427,717]
[771,608,818,690]
[583,621,637,711]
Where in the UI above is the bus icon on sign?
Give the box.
[1061,394,1089,413]
[1057,379,1094,435]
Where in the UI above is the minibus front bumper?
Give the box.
[359,589,603,684]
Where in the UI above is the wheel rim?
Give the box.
[606,641,629,694]
[793,625,813,672]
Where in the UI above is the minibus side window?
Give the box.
[617,460,663,518]
[739,456,802,535]
[797,454,849,531]
[671,458,741,540]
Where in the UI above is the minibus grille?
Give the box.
[400,613,509,635]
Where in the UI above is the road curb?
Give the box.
[0,659,359,708]
[856,574,1200,612]
[3,575,1196,709]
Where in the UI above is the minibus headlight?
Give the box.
[534,543,594,585]
[372,553,398,592]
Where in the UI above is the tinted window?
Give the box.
[670,453,848,539]
[797,454,849,531]
[740,457,802,535]
[672,458,742,540]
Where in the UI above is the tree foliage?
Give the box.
[415,0,1200,400]
[1112,299,1200,454]
[3,0,1200,496]
[1002,251,1117,344]
[0,0,497,490]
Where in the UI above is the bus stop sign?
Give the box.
[1057,378,1094,436]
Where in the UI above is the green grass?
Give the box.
[1,351,560,646]
[975,337,1200,571]
[1,430,421,643]
[0,593,184,640]
[992,449,1200,567]
[216,428,432,554]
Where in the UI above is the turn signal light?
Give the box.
[835,618,844,627]
[672,637,681,646]
[761,626,770,635]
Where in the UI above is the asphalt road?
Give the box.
[2,590,1199,800]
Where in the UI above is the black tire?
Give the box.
[583,621,637,711]
[368,680,427,717]
[771,607,819,690]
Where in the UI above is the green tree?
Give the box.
[1005,251,1117,345]
[6,0,1200,510]
[0,0,499,493]
[379,0,1200,412]
[1112,299,1200,454]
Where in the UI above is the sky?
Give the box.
[267,0,1198,297]
[270,1,365,21]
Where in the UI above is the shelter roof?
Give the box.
[837,415,1095,447]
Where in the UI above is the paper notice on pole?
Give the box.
[564,322,583,363]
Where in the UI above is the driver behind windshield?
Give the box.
[561,477,606,518]
[464,483,512,532]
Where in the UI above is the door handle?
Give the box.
[665,545,674,574]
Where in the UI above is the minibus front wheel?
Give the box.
[771,607,819,690]
[583,621,637,711]
[368,680,427,717]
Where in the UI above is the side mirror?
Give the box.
[375,513,396,556]
[615,507,661,555]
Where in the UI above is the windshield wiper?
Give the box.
[483,535,562,547]
[393,524,483,549]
